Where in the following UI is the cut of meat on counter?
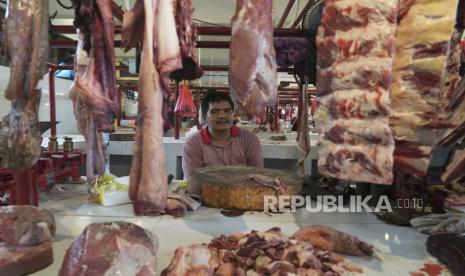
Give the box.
[69,0,119,183]
[0,206,56,276]
[315,0,398,184]
[59,221,158,276]
[128,0,182,216]
[161,244,220,275]
[390,0,459,176]
[0,0,48,171]
[229,0,278,117]
[170,0,204,82]
[426,233,465,276]
[0,206,56,246]
[162,227,364,275]
[292,225,373,256]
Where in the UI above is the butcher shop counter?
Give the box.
[107,132,320,178]
[32,183,450,276]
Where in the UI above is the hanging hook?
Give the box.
[56,0,74,9]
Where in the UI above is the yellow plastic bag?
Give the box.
[90,175,130,206]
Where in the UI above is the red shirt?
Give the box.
[182,126,264,179]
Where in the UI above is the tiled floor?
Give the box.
[33,183,450,275]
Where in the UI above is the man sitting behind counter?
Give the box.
[182,92,264,179]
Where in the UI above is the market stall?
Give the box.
[1,0,465,275]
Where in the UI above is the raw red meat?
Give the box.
[0,206,55,276]
[59,221,158,276]
[129,0,182,215]
[390,0,459,176]
[0,241,53,276]
[70,0,119,182]
[170,0,204,82]
[315,0,398,184]
[0,0,48,170]
[229,0,277,117]
[0,205,56,246]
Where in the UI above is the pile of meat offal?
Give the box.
[315,0,465,185]
[162,226,372,275]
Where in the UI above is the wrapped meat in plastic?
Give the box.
[174,84,197,117]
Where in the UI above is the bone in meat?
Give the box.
[0,0,48,170]
[390,0,459,175]
[229,0,277,117]
[315,0,398,184]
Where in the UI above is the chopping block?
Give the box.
[188,166,303,211]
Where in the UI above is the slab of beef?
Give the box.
[0,241,53,276]
[170,0,204,82]
[59,221,158,276]
[315,0,398,184]
[427,233,465,276]
[70,0,119,182]
[0,206,55,276]
[390,0,459,176]
[0,206,55,246]
[293,225,373,256]
[129,0,182,215]
[0,0,48,170]
[229,0,277,117]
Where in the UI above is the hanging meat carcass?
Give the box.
[70,0,119,183]
[229,0,278,117]
[315,0,398,184]
[390,0,459,176]
[128,0,182,216]
[0,0,48,170]
[170,0,204,82]
[122,0,182,120]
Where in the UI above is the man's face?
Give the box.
[205,101,234,131]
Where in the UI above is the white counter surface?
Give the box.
[33,183,451,276]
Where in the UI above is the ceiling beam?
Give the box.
[291,0,315,29]
[50,25,306,37]
[277,0,297,28]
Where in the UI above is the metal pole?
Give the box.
[14,169,34,205]
[49,66,57,137]
[274,98,280,131]
[174,82,181,139]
